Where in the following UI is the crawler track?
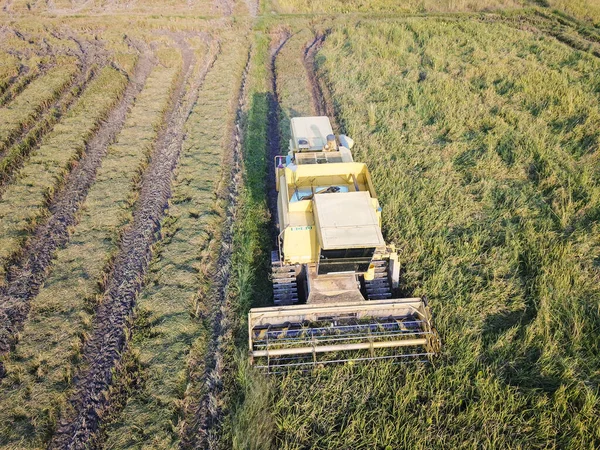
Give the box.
[49,34,210,448]
[303,34,328,117]
[0,47,154,373]
[266,30,291,224]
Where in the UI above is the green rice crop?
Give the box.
[228,17,600,449]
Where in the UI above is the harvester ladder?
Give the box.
[365,259,392,300]
[271,251,299,305]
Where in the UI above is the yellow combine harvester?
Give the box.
[248,116,440,370]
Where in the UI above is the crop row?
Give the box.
[0,63,131,285]
[102,31,252,449]
[0,46,182,448]
[3,0,253,15]
[0,58,78,153]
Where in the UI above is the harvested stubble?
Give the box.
[0,58,78,153]
[0,53,20,95]
[0,66,128,283]
[0,57,178,448]
[5,0,239,15]
[272,27,321,151]
[48,35,191,448]
[103,33,251,450]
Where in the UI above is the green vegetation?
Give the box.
[232,17,600,449]
[0,54,179,449]
[0,3,598,449]
[220,31,274,450]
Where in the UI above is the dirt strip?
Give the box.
[266,30,292,226]
[303,32,338,130]
[185,44,252,450]
[0,47,154,374]
[49,34,211,449]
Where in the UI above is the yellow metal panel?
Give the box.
[282,226,318,264]
[288,199,312,212]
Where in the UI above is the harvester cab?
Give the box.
[248,116,440,370]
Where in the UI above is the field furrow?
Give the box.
[0,63,134,348]
[101,37,249,450]
[49,34,199,448]
[182,37,251,449]
[0,58,99,188]
[0,50,183,450]
[0,63,48,107]
[0,52,22,99]
[0,59,78,155]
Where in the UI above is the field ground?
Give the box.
[0,0,598,449]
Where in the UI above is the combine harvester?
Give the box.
[249,117,440,370]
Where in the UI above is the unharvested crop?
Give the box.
[229,17,600,449]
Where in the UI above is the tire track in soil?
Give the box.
[266,30,292,228]
[0,64,47,107]
[49,34,209,449]
[0,34,110,190]
[0,30,99,152]
[213,0,234,16]
[0,46,154,375]
[181,42,252,450]
[303,32,338,130]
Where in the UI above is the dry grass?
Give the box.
[0,48,180,450]
[547,0,600,25]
